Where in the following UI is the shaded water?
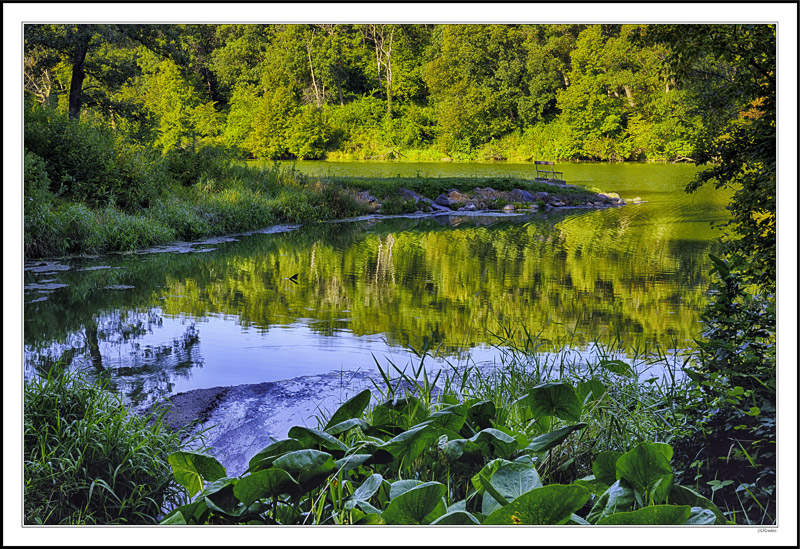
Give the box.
[24,162,730,408]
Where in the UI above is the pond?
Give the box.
[24,162,731,411]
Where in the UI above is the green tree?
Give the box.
[424,25,527,155]
[643,24,776,292]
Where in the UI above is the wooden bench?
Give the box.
[534,161,564,182]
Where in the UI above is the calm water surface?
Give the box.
[24,162,730,407]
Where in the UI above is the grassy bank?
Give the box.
[24,161,609,261]
[23,367,192,524]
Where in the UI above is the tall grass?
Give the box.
[24,366,189,524]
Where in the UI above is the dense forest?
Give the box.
[24,23,746,163]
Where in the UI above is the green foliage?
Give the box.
[25,23,765,162]
[24,150,53,203]
[24,103,170,209]
[24,366,187,524]
[672,254,775,524]
[643,24,776,293]
[159,375,728,526]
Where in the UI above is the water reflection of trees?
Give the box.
[25,210,722,396]
[25,309,202,409]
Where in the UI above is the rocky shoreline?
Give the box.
[354,184,641,214]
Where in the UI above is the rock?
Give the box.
[473,187,497,199]
[603,192,621,200]
[509,188,535,202]
[533,191,549,201]
[551,200,565,207]
[529,204,539,211]
[399,188,424,202]
[440,157,453,162]
[357,190,377,203]
[463,203,478,211]
[425,198,452,212]
[434,194,455,207]
[593,201,605,207]
[502,204,515,212]
[631,197,642,203]
[447,190,467,202]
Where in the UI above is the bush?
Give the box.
[671,253,776,524]
[24,103,173,209]
[24,367,187,524]
[164,144,235,187]
[24,150,52,203]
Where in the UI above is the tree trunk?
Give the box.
[623,85,635,107]
[68,25,91,120]
[85,319,104,372]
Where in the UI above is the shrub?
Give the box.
[164,144,235,187]
[24,367,187,524]
[24,150,52,203]
[672,253,776,524]
[24,103,173,209]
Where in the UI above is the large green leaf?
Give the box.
[272,449,337,491]
[324,389,372,430]
[573,475,610,496]
[577,378,606,404]
[344,473,384,510]
[199,477,240,516]
[464,400,496,432]
[481,462,543,515]
[247,438,303,473]
[592,450,623,485]
[669,485,728,525]
[524,383,582,421]
[369,396,429,436]
[423,403,467,431]
[168,451,227,497]
[379,423,438,466]
[471,458,513,494]
[381,481,447,525]
[233,468,301,506]
[469,428,519,459]
[389,479,424,500]
[598,359,634,377]
[431,510,481,525]
[525,422,587,453]
[444,438,482,467]
[287,426,349,454]
[586,480,636,524]
[615,442,674,505]
[483,484,591,525]
[324,418,370,436]
[334,453,372,473]
[597,505,692,525]
[686,507,717,525]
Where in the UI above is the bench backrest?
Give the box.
[534,161,555,166]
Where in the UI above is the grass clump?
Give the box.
[24,366,187,524]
